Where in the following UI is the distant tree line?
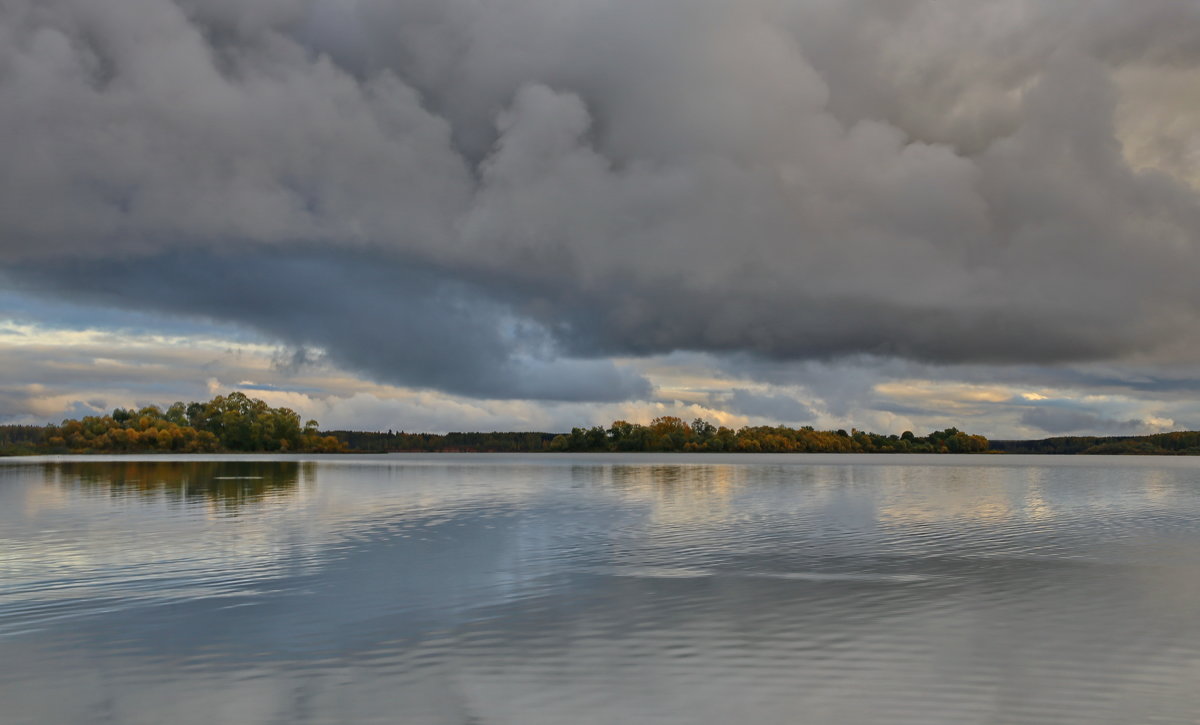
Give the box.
[0,424,45,456]
[3,413,991,456]
[10,401,1200,455]
[547,417,989,453]
[0,393,346,454]
[319,422,989,453]
[990,431,1200,455]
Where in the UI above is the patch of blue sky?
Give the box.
[0,287,263,343]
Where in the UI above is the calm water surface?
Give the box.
[2,454,1199,724]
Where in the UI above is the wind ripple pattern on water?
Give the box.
[1,453,1199,724]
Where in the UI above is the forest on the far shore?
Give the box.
[330,420,989,454]
[987,432,1200,455]
[0,393,346,455]
[2,393,1199,455]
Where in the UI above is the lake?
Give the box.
[2,453,1199,724]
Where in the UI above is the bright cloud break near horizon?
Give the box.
[3,0,1200,438]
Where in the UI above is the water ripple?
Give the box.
[2,454,1199,724]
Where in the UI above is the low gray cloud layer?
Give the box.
[1018,407,1146,436]
[3,0,1200,401]
[9,251,652,401]
[723,389,815,425]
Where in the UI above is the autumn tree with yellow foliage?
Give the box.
[42,393,346,453]
[549,417,989,453]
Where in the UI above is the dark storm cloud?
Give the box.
[3,0,1200,399]
[0,289,259,340]
[6,251,652,402]
[1019,407,1147,436]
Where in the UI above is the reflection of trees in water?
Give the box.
[48,461,314,507]
[608,464,740,497]
[602,465,742,524]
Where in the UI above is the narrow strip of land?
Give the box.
[5,392,1200,456]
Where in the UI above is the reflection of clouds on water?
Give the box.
[608,464,740,525]
[1138,466,1175,504]
[1021,480,1056,522]
[869,462,1191,528]
[16,480,70,519]
[4,455,1200,724]
[876,465,1018,525]
[0,460,319,641]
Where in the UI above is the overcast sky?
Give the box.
[3,0,1200,437]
